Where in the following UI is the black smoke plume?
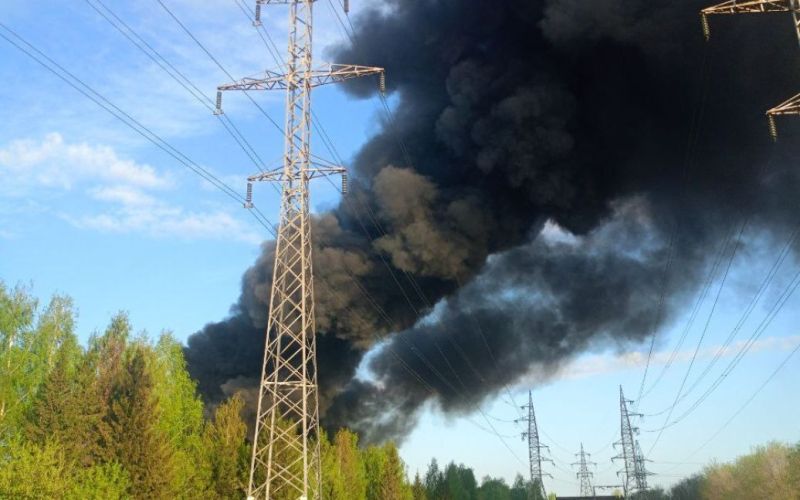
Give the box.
[185,0,800,443]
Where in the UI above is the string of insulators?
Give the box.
[245,182,253,208]
[214,91,223,115]
[344,0,349,14]
[341,172,348,196]
[769,114,779,141]
[701,13,710,40]
[380,71,386,94]
[254,3,262,27]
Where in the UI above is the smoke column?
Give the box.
[185,0,800,443]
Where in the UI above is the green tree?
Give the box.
[424,458,444,499]
[380,442,408,500]
[364,444,387,500]
[0,437,73,498]
[411,472,428,500]
[105,346,173,499]
[788,443,800,494]
[203,393,250,499]
[67,462,132,500]
[323,428,368,500]
[668,473,705,500]
[151,332,211,497]
[0,283,38,435]
[478,476,511,500]
[510,474,530,500]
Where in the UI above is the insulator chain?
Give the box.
[254,3,262,27]
[341,172,348,196]
[245,182,253,208]
[214,91,223,115]
[769,114,779,141]
[344,0,349,14]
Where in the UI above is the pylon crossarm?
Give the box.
[766,91,800,139]
[768,91,800,115]
[219,63,384,92]
[703,0,793,15]
[248,165,346,183]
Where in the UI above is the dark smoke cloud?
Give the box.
[185,0,800,442]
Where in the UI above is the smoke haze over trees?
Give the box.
[185,0,800,443]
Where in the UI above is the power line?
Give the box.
[0,23,245,205]
[666,339,800,469]
[635,40,717,407]
[647,215,745,455]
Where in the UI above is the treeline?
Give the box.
[411,460,546,500]
[4,283,799,500]
[640,441,800,500]
[0,284,541,499]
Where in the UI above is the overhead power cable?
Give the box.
[665,339,800,469]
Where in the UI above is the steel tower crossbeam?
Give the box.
[702,0,800,138]
[216,1,384,499]
[218,63,385,92]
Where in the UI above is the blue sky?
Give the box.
[1,0,799,495]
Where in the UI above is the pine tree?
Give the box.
[380,442,407,500]
[333,428,367,500]
[25,336,79,443]
[203,393,250,499]
[411,472,428,500]
[105,347,173,499]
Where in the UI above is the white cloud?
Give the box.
[67,201,260,244]
[0,133,260,243]
[0,133,171,191]
[571,334,800,381]
[515,335,800,385]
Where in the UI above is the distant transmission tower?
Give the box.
[572,443,595,497]
[634,441,653,492]
[613,386,648,497]
[518,391,552,499]
[215,1,384,499]
[702,0,800,138]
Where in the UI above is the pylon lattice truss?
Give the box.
[572,443,595,497]
[519,391,552,499]
[613,387,648,497]
[215,1,384,499]
[702,0,800,138]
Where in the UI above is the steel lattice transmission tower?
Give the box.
[613,386,647,497]
[702,0,800,138]
[634,441,653,493]
[215,1,384,499]
[518,391,552,499]
[572,443,595,497]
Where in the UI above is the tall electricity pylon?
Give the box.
[613,387,647,498]
[702,0,800,138]
[518,391,552,499]
[215,1,384,499]
[572,443,595,497]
